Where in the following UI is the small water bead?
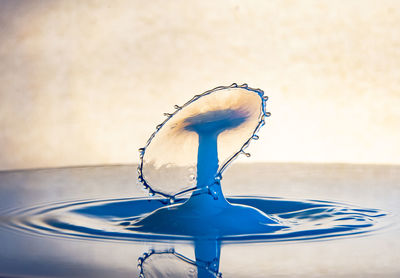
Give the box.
[138,148,145,158]
[252,135,259,140]
[255,88,264,94]
[192,95,201,101]
[208,184,219,200]
[214,173,222,182]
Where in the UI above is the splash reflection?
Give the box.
[138,240,221,278]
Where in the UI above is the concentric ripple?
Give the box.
[2,196,388,243]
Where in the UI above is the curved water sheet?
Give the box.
[3,197,388,242]
[138,84,269,199]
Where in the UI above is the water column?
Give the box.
[132,107,279,236]
[182,109,247,211]
[194,239,221,278]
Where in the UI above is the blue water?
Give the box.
[2,195,388,278]
[137,83,269,200]
[5,196,387,242]
[0,85,395,277]
[0,164,397,277]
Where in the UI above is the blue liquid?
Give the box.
[4,196,387,277]
[5,196,387,242]
[138,83,269,200]
[0,84,392,277]
[135,84,280,238]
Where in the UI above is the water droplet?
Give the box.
[208,184,219,200]
[231,82,238,87]
[192,95,201,101]
[252,135,259,140]
[265,112,271,117]
[174,104,181,109]
[156,124,162,129]
[163,112,172,117]
[263,96,269,101]
[240,83,248,88]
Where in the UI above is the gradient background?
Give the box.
[1,0,399,171]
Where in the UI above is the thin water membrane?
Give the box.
[139,84,268,199]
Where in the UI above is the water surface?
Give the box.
[0,164,398,277]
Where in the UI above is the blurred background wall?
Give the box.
[0,0,399,171]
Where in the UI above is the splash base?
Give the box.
[4,196,387,242]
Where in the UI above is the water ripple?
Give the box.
[2,196,389,243]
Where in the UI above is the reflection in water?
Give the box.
[0,164,397,277]
[138,240,222,278]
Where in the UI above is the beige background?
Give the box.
[0,0,399,171]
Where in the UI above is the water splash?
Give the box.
[3,195,387,277]
[137,84,270,201]
[0,83,394,277]
[133,84,282,236]
[3,197,388,242]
